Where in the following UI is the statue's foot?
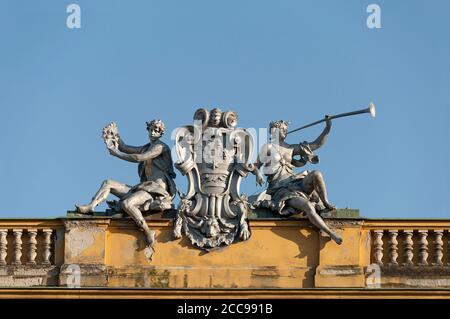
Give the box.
[331,233,343,245]
[143,245,154,262]
[239,224,251,241]
[323,202,336,211]
[173,229,182,240]
[75,204,94,214]
[173,226,182,240]
[173,216,183,239]
[145,229,156,247]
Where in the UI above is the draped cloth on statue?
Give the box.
[255,142,322,216]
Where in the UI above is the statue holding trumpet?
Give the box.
[252,103,376,245]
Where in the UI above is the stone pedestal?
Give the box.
[314,220,368,288]
[59,219,110,287]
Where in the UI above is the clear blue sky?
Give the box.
[0,1,449,218]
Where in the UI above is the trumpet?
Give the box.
[287,102,376,135]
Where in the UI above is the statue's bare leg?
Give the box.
[121,191,156,248]
[76,179,131,213]
[287,197,342,245]
[302,170,335,209]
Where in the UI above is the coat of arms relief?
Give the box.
[173,108,256,249]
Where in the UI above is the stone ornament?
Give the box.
[173,108,256,249]
[73,104,376,258]
[27,229,38,265]
[12,229,22,266]
[252,119,343,244]
[42,229,53,266]
[388,230,398,265]
[373,230,384,265]
[403,230,414,266]
[418,230,429,266]
[0,229,7,266]
[433,230,444,266]
[75,119,177,260]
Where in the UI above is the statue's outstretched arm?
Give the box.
[292,157,307,167]
[118,138,145,154]
[307,117,332,151]
[248,161,265,186]
[249,144,269,186]
[254,155,263,170]
[109,143,164,163]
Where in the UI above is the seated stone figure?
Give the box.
[76,119,177,252]
[253,117,342,245]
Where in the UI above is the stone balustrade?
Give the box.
[0,228,55,266]
[0,220,62,287]
[369,228,449,267]
[366,220,450,288]
[0,219,62,271]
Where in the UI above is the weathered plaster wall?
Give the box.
[1,216,450,290]
[105,220,322,288]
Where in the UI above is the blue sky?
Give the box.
[0,0,449,218]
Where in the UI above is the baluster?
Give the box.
[388,230,398,265]
[0,229,7,266]
[27,229,38,265]
[433,230,444,266]
[373,230,384,265]
[42,229,53,265]
[12,229,23,265]
[448,233,450,266]
[418,230,429,266]
[403,230,414,266]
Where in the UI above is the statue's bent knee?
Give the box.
[310,170,322,179]
[121,199,133,212]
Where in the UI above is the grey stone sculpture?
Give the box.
[252,117,343,245]
[75,120,177,259]
[73,104,375,255]
[172,108,259,249]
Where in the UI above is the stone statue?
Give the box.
[252,117,343,245]
[75,120,177,257]
[172,108,258,249]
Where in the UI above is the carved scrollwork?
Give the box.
[193,108,210,129]
[222,111,238,129]
[173,108,254,249]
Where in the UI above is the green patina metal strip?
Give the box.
[65,208,360,220]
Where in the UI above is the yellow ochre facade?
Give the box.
[1,212,450,298]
